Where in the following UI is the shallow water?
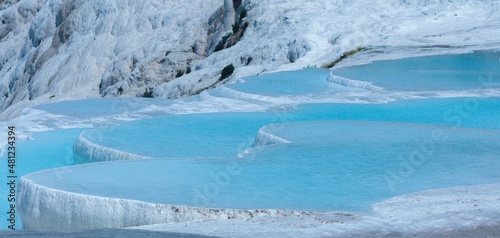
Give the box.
[226,68,350,96]
[331,52,500,91]
[77,97,500,162]
[1,129,84,230]
[7,52,500,231]
[34,121,500,213]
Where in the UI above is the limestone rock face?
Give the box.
[207,0,236,54]
[0,0,20,10]
[1,0,499,119]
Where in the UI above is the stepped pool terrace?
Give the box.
[4,51,499,233]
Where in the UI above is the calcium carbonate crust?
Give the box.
[18,176,336,230]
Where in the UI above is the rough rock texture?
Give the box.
[18,175,324,230]
[1,0,500,119]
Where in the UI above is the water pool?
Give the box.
[24,121,500,214]
[75,97,500,163]
[14,51,500,230]
[1,129,84,229]
[331,52,500,91]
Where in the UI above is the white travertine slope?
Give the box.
[1,0,500,120]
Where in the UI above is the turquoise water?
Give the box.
[70,97,500,212]
[78,97,500,161]
[28,121,500,213]
[78,113,275,159]
[1,129,84,230]
[294,98,500,129]
[331,52,500,91]
[225,68,351,96]
[9,52,500,230]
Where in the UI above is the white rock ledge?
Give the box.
[73,133,148,163]
[18,171,500,232]
[252,128,289,147]
[327,73,384,91]
[17,176,334,230]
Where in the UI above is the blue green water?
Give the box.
[1,129,84,230]
[65,97,500,213]
[78,97,500,161]
[6,51,500,230]
[29,121,500,212]
[331,51,500,91]
[226,68,350,96]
